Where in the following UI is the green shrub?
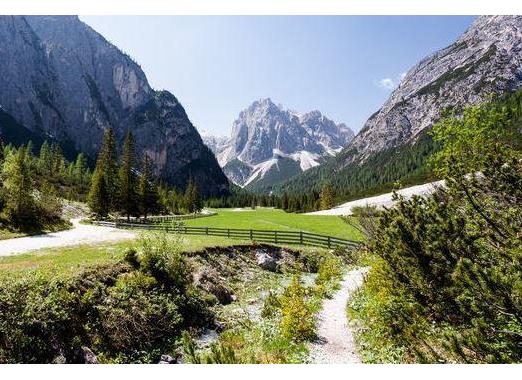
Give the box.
[261,291,282,319]
[315,255,342,286]
[0,239,212,363]
[280,275,315,342]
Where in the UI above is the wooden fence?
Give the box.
[110,212,217,224]
[93,221,361,249]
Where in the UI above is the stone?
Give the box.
[255,250,278,272]
[158,354,177,364]
[82,346,98,364]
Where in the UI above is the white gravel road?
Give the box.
[309,268,368,364]
[307,180,444,216]
[0,219,136,256]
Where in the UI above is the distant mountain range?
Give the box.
[201,98,354,191]
[0,16,229,196]
[275,15,522,199]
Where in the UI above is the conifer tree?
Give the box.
[118,130,139,221]
[184,177,202,214]
[138,155,160,219]
[38,140,53,176]
[97,128,119,210]
[88,168,109,218]
[319,184,334,210]
[1,147,36,226]
[74,153,89,186]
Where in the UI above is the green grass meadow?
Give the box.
[185,208,364,241]
[0,207,361,274]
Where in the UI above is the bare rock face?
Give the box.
[203,99,354,189]
[347,15,522,165]
[0,16,229,196]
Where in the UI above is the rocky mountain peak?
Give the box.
[203,99,353,189]
[348,15,522,163]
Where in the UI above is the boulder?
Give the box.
[255,250,278,272]
[158,354,177,364]
[82,346,98,364]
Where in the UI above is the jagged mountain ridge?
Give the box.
[277,15,522,197]
[0,16,229,196]
[350,15,522,164]
[202,98,354,190]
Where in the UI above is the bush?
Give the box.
[261,291,282,319]
[352,91,522,363]
[280,275,315,342]
[315,255,342,286]
[0,237,213,363]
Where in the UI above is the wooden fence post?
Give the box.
[300,231,303,245]
[206,227,209,235]
[327,236,331,249]
[227,229,230,238]
[249,229,253,240]
[275,231,278,244]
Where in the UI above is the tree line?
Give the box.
[0,138,90,230]
[87,128,203,220]
[203,184,334,213]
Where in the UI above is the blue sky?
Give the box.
[81,16,476,136]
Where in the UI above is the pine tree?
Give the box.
[138,155,160,219]
[38,140,53,176]
[319,184,334,210]
[88,168,109,218]
[118,130,139,221]
[1,147,36,226]
[74,153,89,186]
[51,143,65,178]
[97,128,119,211]
[184,177,202,214]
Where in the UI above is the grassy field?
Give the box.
[185,208,364,241]
[0,207,362,274]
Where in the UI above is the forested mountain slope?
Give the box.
[276,15,522,201]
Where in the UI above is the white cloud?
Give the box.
[375,72,408,91]
[375,78,396,90]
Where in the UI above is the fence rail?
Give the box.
[110,212,217,224]
[93,221,361,249]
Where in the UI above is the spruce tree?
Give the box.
[118,130,139,221]
[184,177,201,214]
[88,169,109,218]
[138,155,160,219]
[74,153,89,186]
[1,147,36,226]
[319,184,334,210]
[97,128,119,211]
[38,140,53,176]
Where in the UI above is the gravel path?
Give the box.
[309,268,367,364]
[307,180,444,216]
[0,219,136,256]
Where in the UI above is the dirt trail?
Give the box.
[309,268,367,363]
[0,219,136,256]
